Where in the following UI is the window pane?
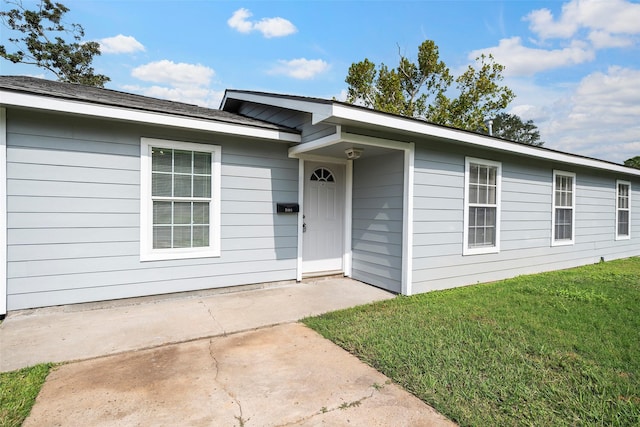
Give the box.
[152,148,172,172]
[470,165,479,184]
[173,226,191,248]
[193,226,209,247]
[152,173,172,197]
[153,201,172,224]
[193,152,211,174]
[488,167,496,185]
[174,175,192,197]
[555,208,572,240]
[153,226,172,249]
[193,175,211,198]
[174,150,192,174]
[487,187,496,204]
[174,202,192,224]
[478,186,488,204]
[618,210,629,236]
[193,202,209,224]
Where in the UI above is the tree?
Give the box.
[345,40,515,133]
[624,156,640,169]
[0,0,109,87]
[489,112,544,146]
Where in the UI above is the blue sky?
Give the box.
[1,0,639,164]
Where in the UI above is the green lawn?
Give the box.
[304,258,640,426]
[0,364,52,427]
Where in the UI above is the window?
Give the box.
[140,138,221,261]
[552,171,575,246]
[463,157,501,255]
[616,180,631,240]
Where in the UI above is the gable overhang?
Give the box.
[223,90,640,177]
[1,90,301,143]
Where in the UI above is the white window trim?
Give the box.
[616,180,631,241]
[140,137,221,261]
[551,170,576,247]
[463,157,501,256]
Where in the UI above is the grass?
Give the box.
[304,258,640,426]
[0,363,53,427]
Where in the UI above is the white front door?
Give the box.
[302,162,344,274]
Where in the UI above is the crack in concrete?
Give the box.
[208,338,248,426]
[274,386,381,427]
[200,301,226,336]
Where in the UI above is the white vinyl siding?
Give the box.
[463,157,501,255]
[616,180,631,240]
[141,138,221,261]
[552,171,575,246]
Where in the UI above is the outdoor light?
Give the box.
[345,147,363,160]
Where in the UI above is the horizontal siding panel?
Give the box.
[413,197,461,210]
[7,162,139,184]
[8,146,139,170]
[414,184,464,199]
[8,179,139,199]
[221,188,296,202]
[8,227,137,245]
[221,225,297,238]
[222,164,297,180]
[8,256,298,294]
[352,240,402,257]
[223,175,297,192]
[352,219,403,234]
[351,196,403,210]
[8,212,138,228]
[352,208,403,222]
[8,268,297,311]
[350,184,403,199]
[7,132,138,156]
[353,229,403,245]
[221,213,294,226]
[8,196,138,214]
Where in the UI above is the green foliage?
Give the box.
[345,40,515,133]
[0,363,53,427]
[305,258,640,426]
[490,112,544,146]
[0,0,109,87]
[624,156,640,169]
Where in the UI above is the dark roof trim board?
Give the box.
[222,89,640,177]
[0,76,300,143]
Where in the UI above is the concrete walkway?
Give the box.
[1,278,456,426]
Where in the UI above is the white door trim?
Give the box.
[0,108,7,315]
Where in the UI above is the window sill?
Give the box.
[463,247,500,256]
[140,248,221,262]
[551,240,574,247]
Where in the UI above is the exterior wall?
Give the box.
[5,109,298,310]
[412,142,640,293]
[351,152,404,292]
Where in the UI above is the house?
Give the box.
[1,76,638,315]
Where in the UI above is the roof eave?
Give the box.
[1,90,301,143]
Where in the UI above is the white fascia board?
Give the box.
[1,91,300,143]
[223,91,334,125]
[288,126,343,158]
[329,104,640,177]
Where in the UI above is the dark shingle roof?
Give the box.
[0,76,299,134]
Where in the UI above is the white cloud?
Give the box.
[588,30,634,49]
[122,84,224,109]
[227,8,297,38]
[270,58,329,79]
[128,60,220,107]
[469,37,595,76]
[529,66,640,163]
[99,34,145,54]
[131,60,214,87]
[526,0,640,41]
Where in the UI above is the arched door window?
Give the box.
[310,167,335,182]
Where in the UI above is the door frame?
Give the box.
[296,156,352,281]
